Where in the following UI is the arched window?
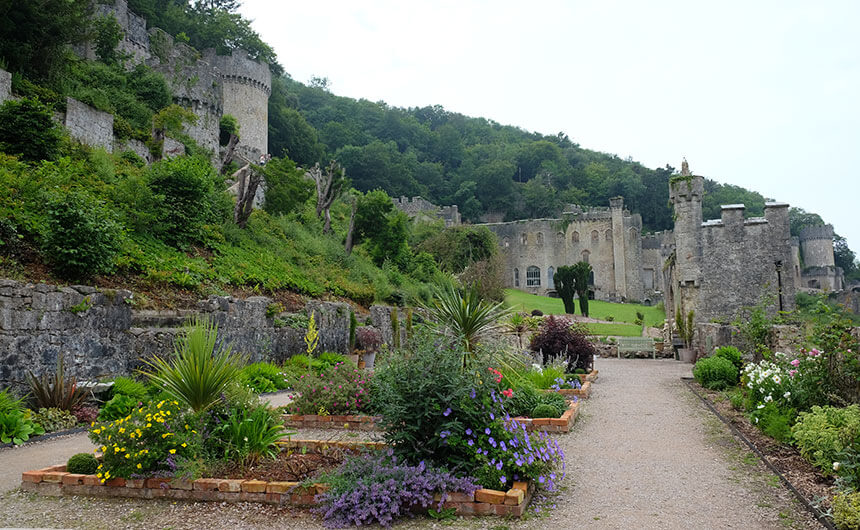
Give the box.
[588,270,595,285]
[591,230,599,243]
[629,227,638,240]
[521,233,528,246]
[605,229,613,241]
[556,231,564,243]
[503,237,510,248]
[526,266,541,287]
[547,266,555,288]
[536,232,544,246]
[581,250,590,263]
[572,231,580,243]
[514,268,520,287]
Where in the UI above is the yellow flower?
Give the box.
[157,402,162,409]
[172,401,178,405]
[161,433,173,438]
[104,471,111,479]
[92,429,101,435]
[96,473,102,478]
[125,454,130,459]
[90,422,95,427]
[100,446,106,452]
[146,423,152,428]
[136,463,142,469]
[114,447,120,453]
[180,443,187,448]
[169,449,176,454]
[184,424,189,430]
[118,427,125,434]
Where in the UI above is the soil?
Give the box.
[690,381,836,511]
[209,451,344,483]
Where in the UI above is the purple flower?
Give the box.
[470,388,476,399]
[500,476,507,484]
[466,428,472,436]
[495,461,503,470]
[467,439,474,446]
[443,408,452,417]
[485,427,491,435]
[489,412,495,420]
[500,441,507,452]
[439,430,450,439]
[538,475,545,484]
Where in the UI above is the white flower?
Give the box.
[783,391,791,398]
[833,462,841,472]
[747,382,753,389]
[757,404,765,409]
[764,395,773,403]
[754,417,759,423]
[772,375,782,384]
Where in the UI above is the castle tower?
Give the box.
[669,169,704,308]
[609,197,628,299]
[209,50,272,158]
[798,224,843,290]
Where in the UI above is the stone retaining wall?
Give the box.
[0,279,397,388]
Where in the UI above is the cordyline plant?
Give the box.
[421,282,512,367]
[142,316,243,412]
[26,356,88,411]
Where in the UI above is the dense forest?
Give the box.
[0,0,857,294]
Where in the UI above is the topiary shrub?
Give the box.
[529,316,596,372]
[792,405,860,475]
[692,356,738,390]
[67,452,99,475]
[42,191,123,280]
[714,346,743,372]
[833,491,860,530]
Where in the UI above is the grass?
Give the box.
[504,289,665,327]
[584,322,643,337]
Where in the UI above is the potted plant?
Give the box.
[675,308,695,363]
[654,337,665,354]
[355,326,382,370]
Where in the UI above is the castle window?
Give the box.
[514,268,520,287]
[526,266,541,287]
[556,231,564,243]
[629,227,638,240]
[605,229,613,241]
[547,266,555,288]
[591,230,599,243]
[536,232,544,246]
[521,233,528,246]
[572,231,580,243]
[581,250,590,263]
[503,237,510,248]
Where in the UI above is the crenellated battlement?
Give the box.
[799,224,834,241]
[207,49,273,96]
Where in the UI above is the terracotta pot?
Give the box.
[361,351,376,370]
[654,342,665,353]
[346,353,359,366]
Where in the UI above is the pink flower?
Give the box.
[789,369,798,377]
[501,388,514,398]
[790,359,800,367]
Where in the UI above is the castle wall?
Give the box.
[209,49,272,157]
[393,196,461,226]
[483,203,644,301]
[96,0,151,65]
[64,98,114,152]
[799,225,836,268]
[0,69,10,104]
[0,280,393,390]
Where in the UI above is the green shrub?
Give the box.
[0,389,24,416]
[317,352,348,367]
[26,357,88,411]
[0,97,63,161]
[725,387,745,411]
[110,376,147,400]
[506,384,543,418]
[693,356,738,390]
[833,492,860,530]
[67,453,99,475]
[219,114,240,145]
[522,365,567,390]
[97,394,138,422]
[288,363,369,415]
[539,392,568,417]
[754,402,796,443]
[212,405,285,466]
[0,410,44,445]
[792,405,860,475]
[30,407,78,432]
[42,190,123,280]
[714,346,743,371]
[239,362,288,393]
[532,404,560,419]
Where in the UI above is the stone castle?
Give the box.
[483,161,845,323]
[0,0,272,167]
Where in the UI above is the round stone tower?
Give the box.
[799,225,836,268]
[208,49,272,157]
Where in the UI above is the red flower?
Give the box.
[501,388,513,398]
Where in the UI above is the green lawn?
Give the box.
[584,322,644,337]
[504,289,665,328]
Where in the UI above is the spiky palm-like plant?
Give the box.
[142,317,243,412]
[422,282,512,367]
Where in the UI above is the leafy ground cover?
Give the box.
[504,289,664,327]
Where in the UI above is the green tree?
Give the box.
[354,189,394,248]
[93,15,125,64]
[260,156,313,216]
[572,261,592,317]
[554,265,577,314]
[0,98,63,161]
[416,225,497,274]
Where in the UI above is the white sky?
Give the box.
[239,0,859,254]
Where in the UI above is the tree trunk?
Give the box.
[220,133,239,173]
[344,200,357,254]
[323,207,332,234]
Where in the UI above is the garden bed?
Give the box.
[282,412,382,431]
[20,440,535,517]
[575,369,599,383]
[512,399,581,433]
[686,380,837,516]
[553,380,592,399]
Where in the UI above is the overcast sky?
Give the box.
[239,0,859,253]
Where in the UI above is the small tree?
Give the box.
[0,97,62,161]
[572,261,592,317]
[529,316,596,372]
[554,265,577,314]
[307,160,348,234]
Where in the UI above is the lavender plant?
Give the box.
[314,450,479,528]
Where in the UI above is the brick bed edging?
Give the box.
[282,412,383,431]
[553,380,592,399]
[577,369,599,383]
[20,453,534,517]
[513,400,581,433]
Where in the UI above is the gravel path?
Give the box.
[0,359,820,529]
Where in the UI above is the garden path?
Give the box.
[515,358,819,530]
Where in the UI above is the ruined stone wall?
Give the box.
[0,69,10,104]
[95,0,150,64]
[393,196,461,227]
[483,203,642,301]
[0,280,386,389]
[64,98,114,152]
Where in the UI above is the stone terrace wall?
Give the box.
[0,69,10,104]
[0,280,387,389]
[64,98,114,152]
